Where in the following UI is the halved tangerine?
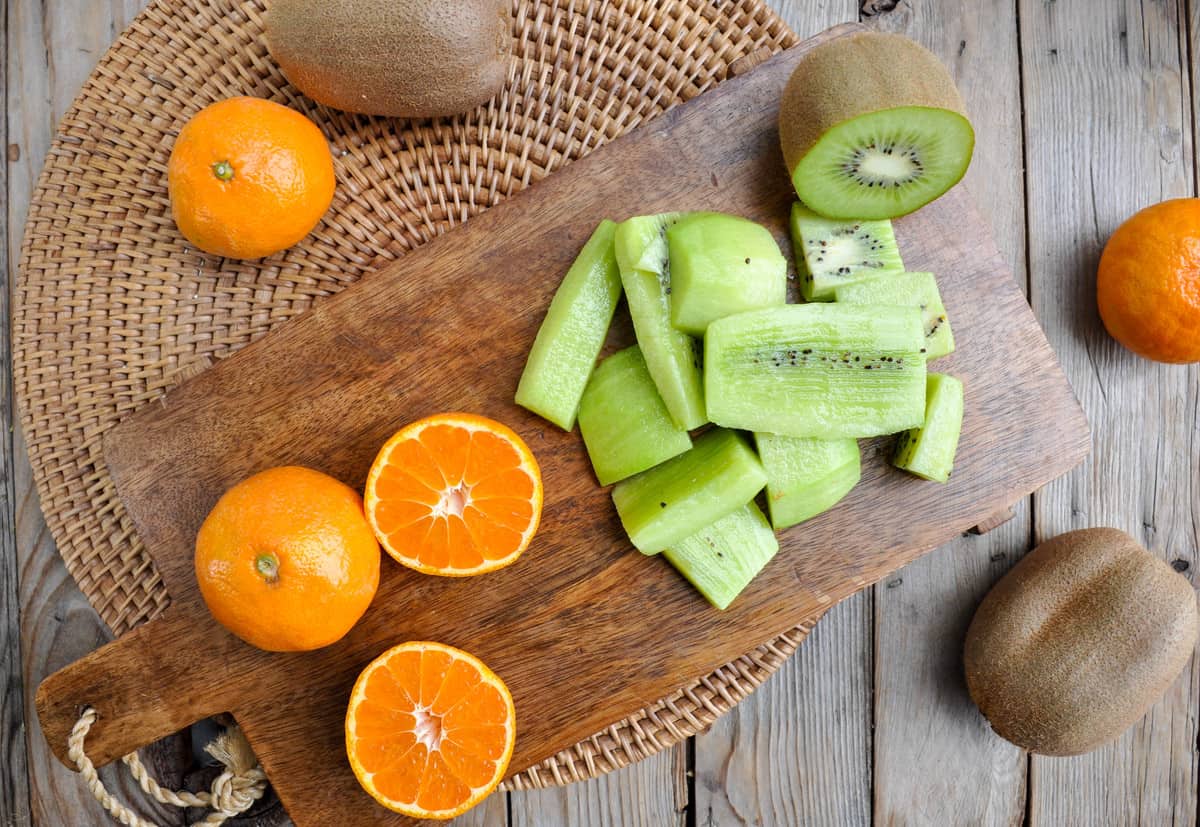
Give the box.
[345,641,516,819]
[364,412,543,576]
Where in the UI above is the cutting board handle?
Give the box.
[36,606,247,768]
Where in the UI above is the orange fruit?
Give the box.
[195,466,380,651]
[364,413,543,576]
[1097,198,1200,363]
[167,96,335,260]
[345,641,516,820]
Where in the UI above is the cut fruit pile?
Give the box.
[517,207,965,611]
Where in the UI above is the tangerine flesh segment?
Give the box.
[365,414,542,575]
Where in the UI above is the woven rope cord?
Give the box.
[69,708,268,825]
[16,0,807,791]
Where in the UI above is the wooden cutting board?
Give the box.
[36,22,1090,826]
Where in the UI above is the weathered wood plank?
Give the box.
[867,2,1029,825]
[510,744,686,827]
[695,596,871,827]
[1020,0,1199,823]
[694,5,866,826]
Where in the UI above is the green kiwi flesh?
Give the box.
[834,271,955,360]
[614,214,707,430]
[892,372,964,483]
[663,502,779,610]
[704,303,927,439]
[612,428,767,554]
[754,432,861,530]
[577,345,692,486]
[515,219,622,429]
[790,203,904,301]
[793,107,974,220]
[666,212,787,335]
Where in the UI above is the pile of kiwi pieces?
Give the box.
[514,31,976,612]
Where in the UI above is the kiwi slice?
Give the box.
[515,219,622,429]
[790,203,904,301]
[754,433,861,530]
[704,303,927,439]
[612,428,767,554]
[577,345,692,485]
[614,214,707,430]
[779,32,975,220]
[834,271,955,360]
[663,502,779,611]
[892,372,964,483]
[666,212,787,335]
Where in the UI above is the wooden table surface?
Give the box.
[3,1,1198,825]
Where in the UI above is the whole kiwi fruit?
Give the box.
[964,528,1198,756]
[265,0,511,118]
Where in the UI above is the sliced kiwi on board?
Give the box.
[834,271,955,360]
[663,502,779,611]
[892,372,964,483]
[704,303,927,439]
[754,432,861,530]
[614,214,707,430]
[577,345,692,486]
[515,219,622,430]
[790,203,905,301]
[666,212,787,335]
[779,32,975,220]
[612,428,767,554]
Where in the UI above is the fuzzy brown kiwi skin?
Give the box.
[778,31,970,182]
[963,528,1199,756]
[266,0,511,118]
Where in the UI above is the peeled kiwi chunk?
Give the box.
[577,346,692,486]
[892,372,964,483]
[705,304,927,439]
[834,271,955,360]
[667,212,787,335]
[791,203,905,301]
[614,214,707,430]
[754,433,861,530]
[515,220,622,429]
[779,32,975,220]
[612,428,767,554]
[663,502,779,611]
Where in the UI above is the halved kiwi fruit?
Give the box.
[779,32,975,220]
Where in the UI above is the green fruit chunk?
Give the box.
[834,271,955,361]
[779,32,975,220]
[612,428,767,554]
[515,220,622,429]
[754,433,861,530]
[666,212,787,335]
[790,203,905,301]
[705,303,927,439]
[578,346,693,485]
[615,214,707,430]
[663,502,779,610]
[892,372,964,483]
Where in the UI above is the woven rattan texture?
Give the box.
[16,0,800,787]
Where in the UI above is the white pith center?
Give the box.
[434,484,470,518]
[856,149,919,182]
[413,705,443,751]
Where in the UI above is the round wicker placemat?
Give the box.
[15,0,810,790]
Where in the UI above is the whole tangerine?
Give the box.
[195,466,380,652]
[1097,198,1200,363]
[168,96,335,259]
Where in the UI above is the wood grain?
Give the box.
[690,4,874,826]
[867,3,1029,825]
[695,596,871,827]
[31,23,1088,827]
[510,743,686,827]
[1020,0,1200,824]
